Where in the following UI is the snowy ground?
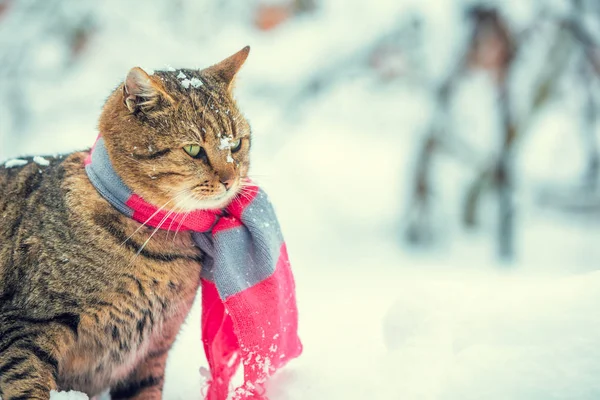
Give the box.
[3,0,600,399]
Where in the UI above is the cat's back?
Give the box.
[0,154,83,272]
[1,155,55,191]
[0,155,69,219]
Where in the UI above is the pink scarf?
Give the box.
[85,137,302,399]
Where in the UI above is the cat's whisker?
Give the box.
[124,155,144,165]
[238,184,257,192]
[233,191,254,204]
[120,188,189,247]
[131,202,182,264]
[234,187,254,201]
[166,195,195,240]
[131,192,190,260]
[166,206,183,238]
[173,211,191,243]
[238,184,257,193]
[165,197,191,235]
[120,198,176,247]
[173,197,194,243]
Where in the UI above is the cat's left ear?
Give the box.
[203,46,250,90]
[123,67,171,113]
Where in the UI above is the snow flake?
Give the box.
[227,154,234,163]
[4,159,28,168]
[33,156,50,166]
[166,65,176,72]
[177,71,187,79]
[262,357,272,374]
[180,79,191,88]
[219,136,232,150]
[233,386,254,397]
[190,77,203,88]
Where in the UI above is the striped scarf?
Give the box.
[85,137,302,399]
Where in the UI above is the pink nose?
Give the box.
[221,179,234,190]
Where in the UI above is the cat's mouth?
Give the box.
[178,183,240,211]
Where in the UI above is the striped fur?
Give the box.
[0,47,251,399]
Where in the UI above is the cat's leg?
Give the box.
[0,324,71,400]
[109,346,173,400]
[109,328,179,400]
[109,350,168,400]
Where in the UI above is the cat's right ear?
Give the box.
[203,46,250,91]
[123,67,169,113]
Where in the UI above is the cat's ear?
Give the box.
[123,67,170,113]
[203,46,250,90]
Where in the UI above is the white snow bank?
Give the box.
[381,272,600,399]
[256,268,600,399]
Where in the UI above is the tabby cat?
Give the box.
[0,46,252,399]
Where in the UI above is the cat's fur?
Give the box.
[0,47,252,400]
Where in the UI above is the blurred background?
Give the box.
[2,0,600,399]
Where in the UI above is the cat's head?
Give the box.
[99,46,252,211]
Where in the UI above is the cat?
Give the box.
[0,46,252,400]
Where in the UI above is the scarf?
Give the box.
[85,137,302,399]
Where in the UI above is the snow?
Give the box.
[180,79,191,89]
[1,0,600,399]
[33,155,50,166]
[4,158,28,168]
[190,77,203,88]
[50,391,88,400]
[219,136,233,150]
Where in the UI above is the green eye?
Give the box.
[183,144,201,158]
[231,138,242,153]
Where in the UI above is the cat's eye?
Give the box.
[231,138,242,153]
[183,145,202,158]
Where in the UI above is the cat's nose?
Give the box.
[220,179,234,191]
